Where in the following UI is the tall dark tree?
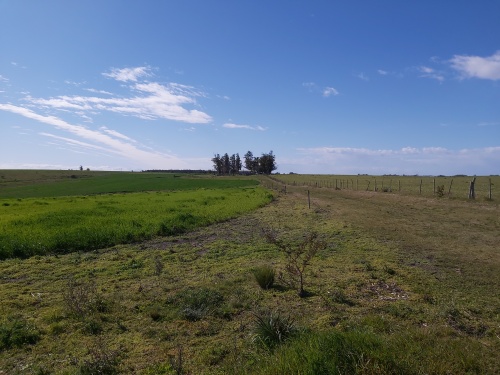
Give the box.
[229,154,236,175]
[235,153,242,174]
[211,154,222,175]
[222,153,231,175]
[244,151,254,173]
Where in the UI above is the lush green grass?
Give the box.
[0,187,272,259]
[0,170,258,199]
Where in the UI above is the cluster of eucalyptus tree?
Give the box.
[211,153,242,175]
[211,151,276,175]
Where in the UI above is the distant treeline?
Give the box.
[143,169,212,174]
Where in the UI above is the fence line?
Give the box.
[269,176,496,201]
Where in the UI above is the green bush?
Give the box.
[252,311,297,350]
[0,317,41,351]
[253,265,275,289]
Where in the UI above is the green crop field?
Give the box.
[0,172,499,374]
[0,170,269,259]
[0,170,258,199]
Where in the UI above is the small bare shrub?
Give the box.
[436,184,445,197]
[63,277,108,318]
[264,230,328,297]
[154,255,164,276]
[79,339,121,375]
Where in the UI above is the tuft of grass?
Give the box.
[252,311,297,350]
[253,264,275,289]
[170,287,225,322]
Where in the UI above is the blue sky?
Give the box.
[1,1,499,175]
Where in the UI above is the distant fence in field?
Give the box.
[264,175,498,201]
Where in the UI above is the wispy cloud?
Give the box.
[23,67,212,124]
[0,75,8,82]
[356,72,369,81]
[102,66,152,82]
[303,82,340,97]
[418,66,444,82]
[0,103,189,169]
[377,69,388,76]
[85,88,113,95]
[322,87,339,97]
[223,123,266,131]
[449,51,500,80]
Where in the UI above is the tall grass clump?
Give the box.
[253,265,275,289]
[252,311,297,350]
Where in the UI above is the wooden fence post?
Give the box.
[448,179,453,196]
[468,177,476,199]
[419,179,422,195]
[307,190,311,209]
[489,178,492,200]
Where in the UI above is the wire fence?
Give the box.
[264,175,498,201]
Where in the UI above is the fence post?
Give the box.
[398,180,401,192]
[468,177,476,199]
[307,190,311,209]
[419,179,422,195]
[489,178,492,200]
[448,179,453,196]
[433,179,436,194]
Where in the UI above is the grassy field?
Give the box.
[0,171,268,259]
[0,170,257,199]
[270,174,499,200]
[0,172,499,374]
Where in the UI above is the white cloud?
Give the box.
[23,71,213,124]
[99,126,137,142]
[0,75,8,82]
[323,87,339,97]
[85,88,113,95]
[377,69,388,75]
[0,103,189,169]
[102,66,152,82]
[303,82,339,97]
[223,123,266,131]
[418,66,444,82]
[449,51,500,80]
[356,72,369,81]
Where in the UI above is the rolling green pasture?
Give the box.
[272,174,499,200]
[0,170,257,199]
